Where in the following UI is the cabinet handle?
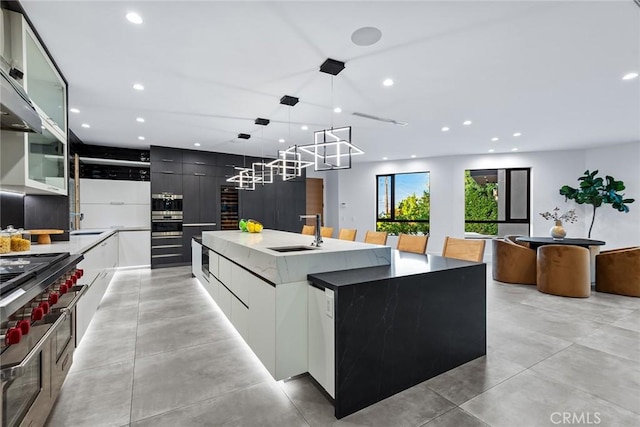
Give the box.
[194,162,206,165]
[110,201,125,205]
[161,159,174,162]
[161,171,174,174]
[101,242,107,247]
[47,186,59,191]
[194,173,205,176]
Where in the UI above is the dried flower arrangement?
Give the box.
[539,207,578,223]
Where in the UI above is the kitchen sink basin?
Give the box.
[267,245,318,253]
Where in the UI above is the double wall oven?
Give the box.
[151,193,184,265]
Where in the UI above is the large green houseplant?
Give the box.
[559,170,635,238]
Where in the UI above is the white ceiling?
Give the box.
[20,0,640,162]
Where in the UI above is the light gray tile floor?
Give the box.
[46,265,640,426]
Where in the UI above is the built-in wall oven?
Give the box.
[151,195,184,264]
[151,193,183,213]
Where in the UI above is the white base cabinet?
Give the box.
[211,256,308,380]
[118,230,150,268]
[76,233,119,343]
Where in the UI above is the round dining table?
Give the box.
[515,236,606,251]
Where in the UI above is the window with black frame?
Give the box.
[376,172,430,235]
[464,168,530,237]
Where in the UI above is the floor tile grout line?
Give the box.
[129,271,144,425]
[279,384,315,427]
[417,406,491,427]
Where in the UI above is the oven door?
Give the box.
[151,221,183,235]
[151,194,183,212]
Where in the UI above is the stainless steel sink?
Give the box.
[267,245,318,253]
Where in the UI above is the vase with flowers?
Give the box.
[540,207,578,239]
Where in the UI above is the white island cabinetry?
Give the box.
[201,229,391,381]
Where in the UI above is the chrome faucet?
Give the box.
[299,214,322,247]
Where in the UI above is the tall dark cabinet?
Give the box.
[150,146,306,268]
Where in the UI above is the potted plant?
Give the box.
[559,170,635,238]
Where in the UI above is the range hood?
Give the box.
[0,67,42,133]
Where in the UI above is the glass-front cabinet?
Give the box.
[26,125,67,194]
[0,11,68,195]
[25,28,67,136]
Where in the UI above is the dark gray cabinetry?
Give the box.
[150,172,183,195]
[150,146,306,267]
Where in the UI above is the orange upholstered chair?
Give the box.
[364,231,388,245]
[397,234,428,255]
[537,245,590,298]
[320,227,334,238]
[338,228,357,241]
[596,247,640,297]
[301,225,315,235]
[442,236,486,262]
[492,238,537,285]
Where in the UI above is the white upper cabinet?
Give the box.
[0,10,68,195]
[24,27,67,136]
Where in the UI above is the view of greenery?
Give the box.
[377,173,430,235]
[464,170,499,235]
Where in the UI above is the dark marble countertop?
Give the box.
[308,250,483,289]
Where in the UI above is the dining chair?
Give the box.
[364,230,388,245]
[320,227,334,238]
[301,225,315,235]
[338,228,357,241]
[596,246,640,297]
[492,238,536,285]
[442,236,486,262]
[537,245,590,297]
[396,233,428,254]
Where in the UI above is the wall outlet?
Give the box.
[325,294,334,318]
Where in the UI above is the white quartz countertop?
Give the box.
[2,227,150,256]
[202,229,391,284]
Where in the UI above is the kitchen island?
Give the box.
[197,230,485,418]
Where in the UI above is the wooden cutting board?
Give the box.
[28,229,64,244]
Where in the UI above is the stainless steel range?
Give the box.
[1,252,85,427]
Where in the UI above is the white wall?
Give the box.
[321,142,639,254]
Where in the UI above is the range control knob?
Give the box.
[77,268,84,278]
[39,302,50,314]
[59,284,68,295]
[66,278,74,287]
[31,307,44,321]
[5,327,22,345]
[18,320,30,335]
[49,292,59,305]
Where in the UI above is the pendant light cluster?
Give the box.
[226,58,365,189]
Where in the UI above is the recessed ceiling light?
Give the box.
[125,12,143,24]
[136,117,145,123]
[133,83,144,91]
[138,136,145,140]
[411,155,416,158]
[488,149,495,153]
[491,137,499,142]
[333,107,342,113]
[194,143,201,147]
[511,148,518,151]
[463,120,472,126]
[301,125,308,130]
[383,78,394,87]
[278,138,285,143]
[81,123,90,128]
[382,157,388,160]
[70,108,80,114]
[622,72,638,81]
[441,127,450,132]
[351,27,382,46]
[513,132,522,137]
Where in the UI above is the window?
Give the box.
[464,168,530,237]
[376,172,430,235]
